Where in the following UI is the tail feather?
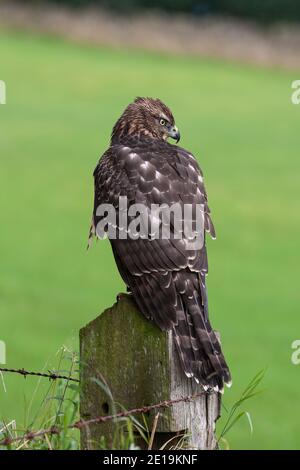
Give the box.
[112,253,231,391]
[173,295,200,379]
[173,273,231,391]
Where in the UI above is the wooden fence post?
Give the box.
[80,294,221,450]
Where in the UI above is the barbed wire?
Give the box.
[0,367,79,383]
[0,390,208,447]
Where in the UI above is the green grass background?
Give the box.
[0,31,299,449]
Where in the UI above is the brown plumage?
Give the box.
[89,97,231,391]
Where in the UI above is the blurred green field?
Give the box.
[0,31,299,450]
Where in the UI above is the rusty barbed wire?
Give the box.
[0,367,79,383]
[0,390,209,447]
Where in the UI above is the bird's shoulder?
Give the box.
[93,138,208,210]
[96,138,203,177]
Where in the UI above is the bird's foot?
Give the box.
[116,292,133,302]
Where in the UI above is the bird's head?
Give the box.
[111,97,180,144]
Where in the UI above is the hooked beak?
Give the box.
[168,125,180,143]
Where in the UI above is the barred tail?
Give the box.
[173,275,231,391]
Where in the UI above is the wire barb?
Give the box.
[0,367,79,383]
[0,365,212,447]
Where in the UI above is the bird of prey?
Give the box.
[89,97,231,391]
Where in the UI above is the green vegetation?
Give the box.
[0,347,80,450]
[0,31,299,449]
[0,347,263,450]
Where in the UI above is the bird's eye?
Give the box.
[159,119,166,126]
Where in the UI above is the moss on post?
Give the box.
[80,294,220,449]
